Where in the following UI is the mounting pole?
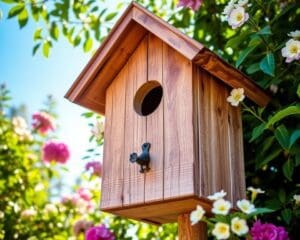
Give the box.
[178,213,207,240]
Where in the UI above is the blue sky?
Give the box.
[0,3,115,187]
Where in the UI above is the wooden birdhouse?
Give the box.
[66,2,270,225]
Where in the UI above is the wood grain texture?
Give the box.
[145,33,164,202]
[132,4,202,60]
[100,66,126,209]
[162,43,195,199]
[194,66,245,203]
[84,22,147,113]
[107,196,212,224]
[123,37,148,206]
[228,105,246,202]
[178,214,207,240]
[193,49,271,107]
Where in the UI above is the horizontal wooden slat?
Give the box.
[102,196,212,224]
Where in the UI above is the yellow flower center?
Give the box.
[219,226,228,234]
[290,45,299,54]
[236,13,243,22]
[233,223,241,231]
[233,93,242,101]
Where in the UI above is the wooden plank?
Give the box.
[145,33,164,203]
[108,196,212,223]
[83,22,148,113]
[65,8,135,102]
[100,67,126,209]
[228,105,246,203]
[196,69,213,197]
[162,43,195,199]
[208,78,233,199]
[178,214,207,240]
[123,37,148,206]
[132,4,203,60]
[193,49,271,107]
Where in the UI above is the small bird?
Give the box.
[129,143,151,173]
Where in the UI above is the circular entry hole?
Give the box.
[134,81,163,116]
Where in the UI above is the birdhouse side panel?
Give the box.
[123,36,148,206]
[193,66,246,203]
[162,42,196,199]
[101,66,127,209]
[144,33,164,203]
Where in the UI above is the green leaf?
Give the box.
[43,41,51,57]
[105,12,117,21]
[281,209,292,225]
[81,112,94,118]
[297,84,300,98]
[249,207,275,217]
[246,63,260,74]
[274,125,290,150]
[283,159,294,181]
[296,153,300,167]
[32,43,41,56]
[18,8,28,28]
[83,37,93,52]
[289,130,300,149]
[50,22,59,41]
[236,41,260,67]
[8,4,24,18]
[73,35,81,47]
[266,105,300,128]
[33,28,42,41]
[259,53,275,76]
[257,26,272,35]
[250,122,266,142]
[225,32,251,49]
[257,148,282,169]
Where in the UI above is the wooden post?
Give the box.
[178,214,207,240]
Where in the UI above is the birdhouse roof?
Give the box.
[65,2,270,114]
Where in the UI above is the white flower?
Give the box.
[12,116,33,141]
[247,186,265,201]
[91,118,105,140]
[293,194,300,205]
[0,211,4,219]
[237,199,256,214]
[44,203,58,214]
[281,39,300,63]
[288,30,300,40]
[237,0,248,7]
[190,205,206,225]
[212,222,230,240]
[208,190,227,200]
[223,0,237,15]
[227,88,245,106]
[21,207,37,219]
[212,199,232,215]
[231,217,249,236]
[228,6,249,29]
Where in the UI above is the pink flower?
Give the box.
[86,225,115,240]
[42,140,70,164]
[77,188,92,201]
[177,0,202,11]
[73,219,94,236]
[85,161,102,177]
[32,111,55,134]
[250,221,289,240]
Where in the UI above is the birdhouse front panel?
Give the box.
[101,33,197,212]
